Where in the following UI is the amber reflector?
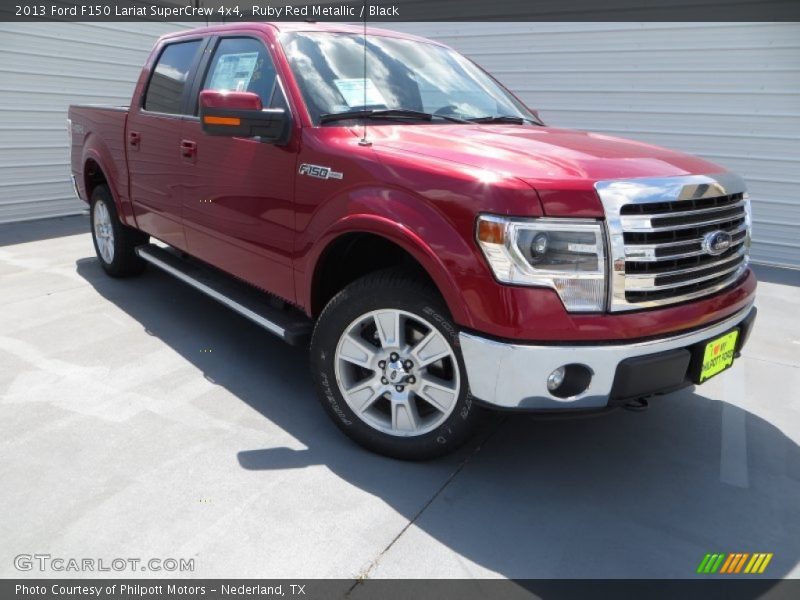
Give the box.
[204,116,241,126]
[477,219,505,244]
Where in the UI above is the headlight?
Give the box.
[476,214,607,312]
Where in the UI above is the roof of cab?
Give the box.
[159,22,446,47]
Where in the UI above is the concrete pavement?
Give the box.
[1,215,798,580]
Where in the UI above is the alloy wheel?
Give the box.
[93,200,115,264]
[334,309,461,437]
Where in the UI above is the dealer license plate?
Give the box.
[699,330,739,383]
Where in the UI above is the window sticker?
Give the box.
[208,52,260,92]
[333,78,388,108]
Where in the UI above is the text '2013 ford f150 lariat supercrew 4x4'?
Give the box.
[69,22,757,459]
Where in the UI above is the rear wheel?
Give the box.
[90,185,148,277]
[310,270,481,460]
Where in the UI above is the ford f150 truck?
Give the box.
[69,22,757,459]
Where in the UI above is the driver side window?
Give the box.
[200,37,287,111]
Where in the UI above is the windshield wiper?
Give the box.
[320,109,470,124]
[467,115,538,125]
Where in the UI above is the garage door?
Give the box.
[393,22,800,268]
[0,22,189,224]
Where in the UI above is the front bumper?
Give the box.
[459,303,756,410]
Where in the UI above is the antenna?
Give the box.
[358,0,372,146]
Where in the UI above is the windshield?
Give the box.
[280,31,537,125]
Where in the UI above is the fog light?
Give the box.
[547,366,566,391]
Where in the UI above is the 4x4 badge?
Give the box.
[298,163,343,180]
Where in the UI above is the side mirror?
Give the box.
[199,90,291,144]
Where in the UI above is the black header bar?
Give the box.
[2,0,800,22]
[4,579,800,600]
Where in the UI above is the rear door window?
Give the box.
[144,40,203,114]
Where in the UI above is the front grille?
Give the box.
[596,174,751,311]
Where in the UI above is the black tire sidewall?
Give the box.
[310,272,479,460]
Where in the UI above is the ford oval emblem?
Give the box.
[703,230,733,256]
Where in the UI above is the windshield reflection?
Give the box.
[281,31,536,125]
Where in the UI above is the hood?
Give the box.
[364,124,726,215]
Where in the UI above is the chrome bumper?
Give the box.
[459,303,755,410]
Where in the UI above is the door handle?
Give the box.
[128,131,141,148]
[180,139,197,159]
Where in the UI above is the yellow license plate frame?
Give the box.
[699,329,739,383]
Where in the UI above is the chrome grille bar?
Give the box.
[624,223,748,261]
[625,237,746,262]
[625,250,746,291]
[621,209,745,232]
[621,199,746,223]
[595,173,751,312]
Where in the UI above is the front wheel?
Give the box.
[310,270,481,460]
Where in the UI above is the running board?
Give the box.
[135,244,313,346]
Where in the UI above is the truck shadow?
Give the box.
[77,257,800,580]
[0,214,88,247]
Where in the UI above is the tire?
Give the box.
[310,270,481,460]
[90,185,148,277]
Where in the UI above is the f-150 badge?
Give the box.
[298,163,343,180]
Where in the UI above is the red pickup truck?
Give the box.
[69,22,756,459]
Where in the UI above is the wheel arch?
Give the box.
[80,133,134,226]
[306,218,470,327]
[83,157,110,204]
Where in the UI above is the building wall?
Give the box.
[1,21,798,267]
[0,22,190,223]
